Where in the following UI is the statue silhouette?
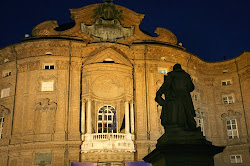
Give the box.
[155,63,197,131]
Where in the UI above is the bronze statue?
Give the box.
[155,63,197,131]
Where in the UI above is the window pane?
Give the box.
[50,65,54,69]
[227,125,232,130]
[98,115,102,120]
[233,130,238,136]
[226,120,231,125]
[232,125,236,129]
[230,158,236,163]
[232,119,236,124]
[45,66,49,69]
[227,131,232,136]
[41,82,54,91]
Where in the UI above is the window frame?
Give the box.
[2,70,12,78]
[222,94,234,104]
[43,63,55,70]
[195,111,205,136]
[1,88,10,98]
[226,119,239,139]
[97,105,117,134]
[0,116,4,139]
[230,155,242,163]
[221,79,232,86]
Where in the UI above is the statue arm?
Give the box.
[155,83,167,106]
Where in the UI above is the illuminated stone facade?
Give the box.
[0,1,249,166]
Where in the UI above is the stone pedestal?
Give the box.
[143,126,224,166]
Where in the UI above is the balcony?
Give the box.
[81,133,135,153]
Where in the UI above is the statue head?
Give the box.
[173,63,182,71]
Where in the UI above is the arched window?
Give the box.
[97,105,117,133]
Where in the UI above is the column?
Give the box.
[130,101,135,134]
[86,98,92,134]
[125,100,130,134]
[81,99,86,134]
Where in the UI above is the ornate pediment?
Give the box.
[83,47,132,67]
[31,1,178,45]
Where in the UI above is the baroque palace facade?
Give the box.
[0,1,249,166]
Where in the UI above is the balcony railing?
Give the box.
[81,133,135,153]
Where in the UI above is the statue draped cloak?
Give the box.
[155,68,196,130]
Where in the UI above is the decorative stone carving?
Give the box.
[91,76,124,99]
[221,110,242,120]
[81,18,134,42]
[0,105,11,116]
[93,0,123,20]
[71,62,81,71]
[32,21,59,37]
[17,63,28,73]
[56,61,69,70]
[154,27,178,44]
[36,98,57,111]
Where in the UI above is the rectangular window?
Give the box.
[1,88,10,98]
[158,68,168,74]
[226,119,239,139]
[2,70,11,78]
[0,117,4,139]
[222,95,234,104]
[230,155,242,163]
[43,64,55,70]
[41,81,54,91]
[221,79,232,86]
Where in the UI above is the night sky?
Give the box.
[0,0,249,62]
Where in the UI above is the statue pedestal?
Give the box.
[143,126,224,166]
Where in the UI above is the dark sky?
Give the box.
[0,0,249,62]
